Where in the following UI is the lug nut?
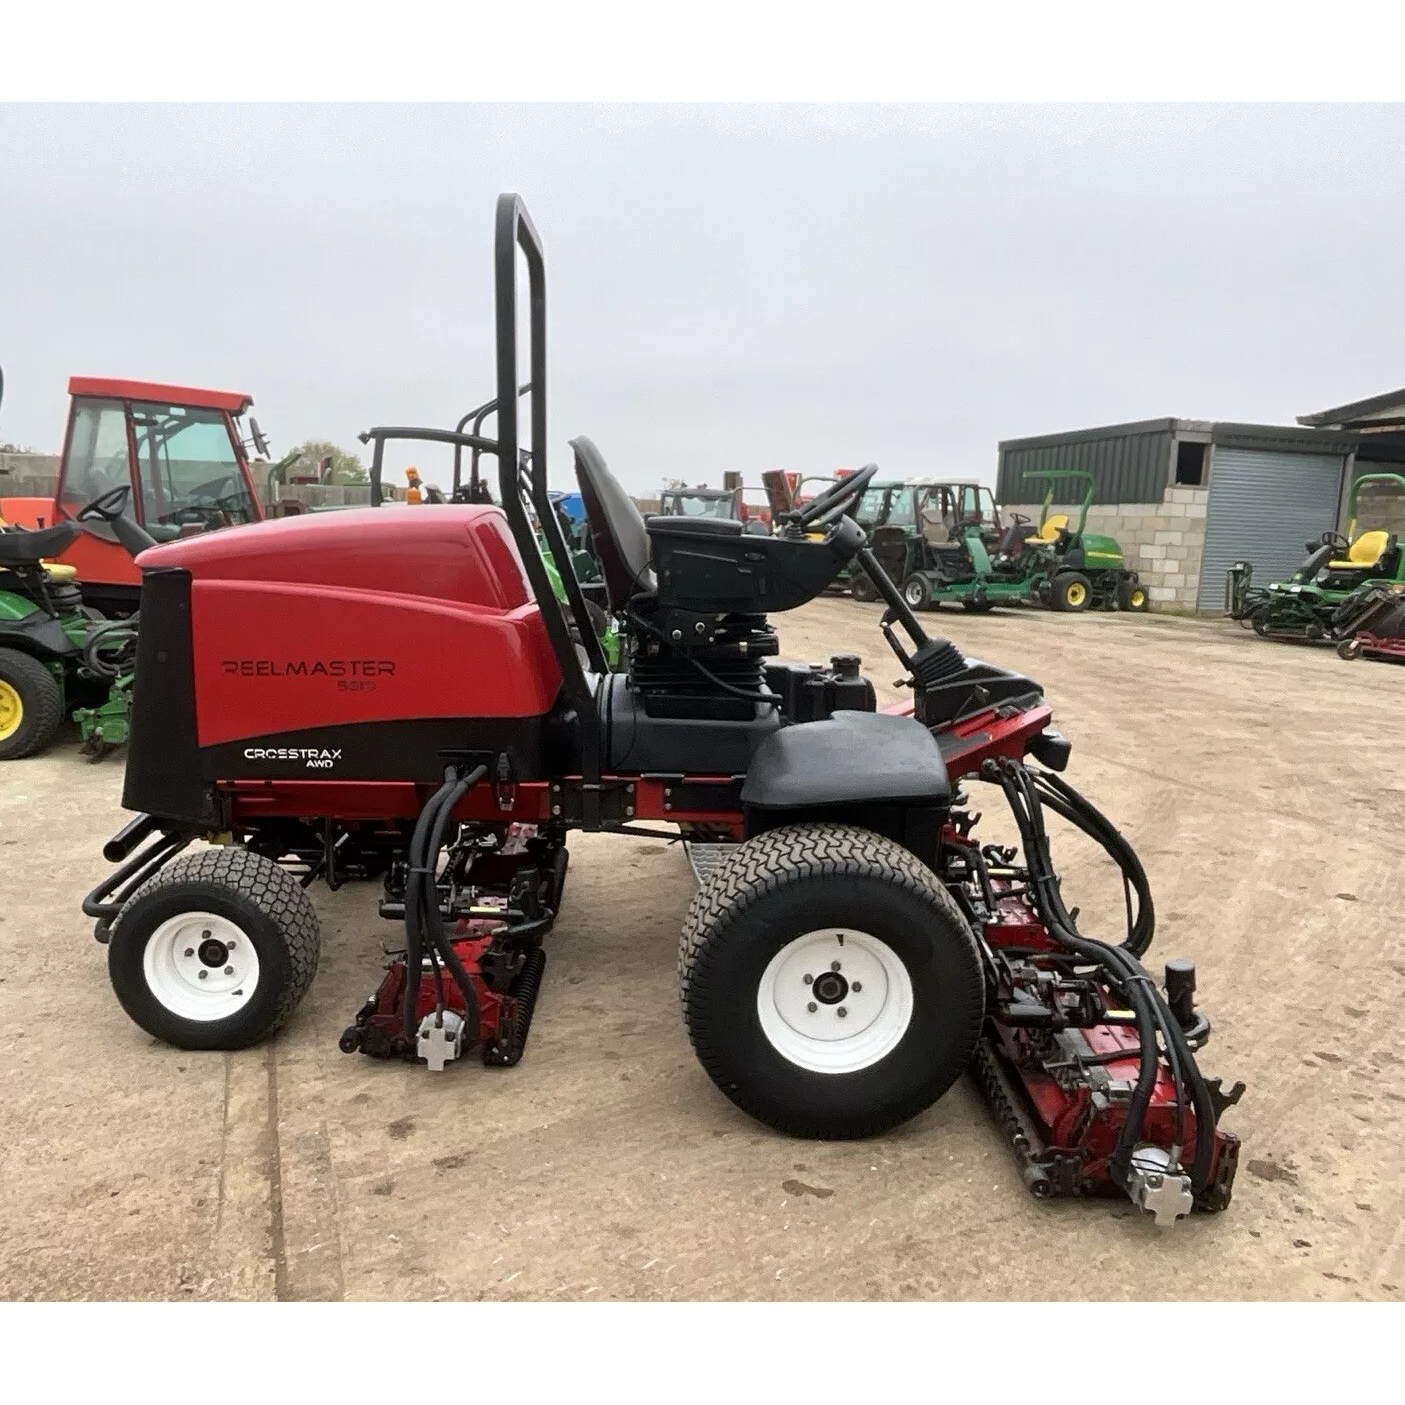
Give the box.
[184,948,194,958]
[852,981,862,993]
[830,961,841,972]
[224,966,234,975]
[807,1002,817,1013]
[198,971,208,980]
[837,1007,848,1018]
[202,930,211,939]
[803,974,813,985]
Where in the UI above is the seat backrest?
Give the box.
[920,508,947,546]
[1036,512,1069,543]
[1350,529,1389,566]
[569,435,656,609]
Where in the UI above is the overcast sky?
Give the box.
[3,104,1403,493]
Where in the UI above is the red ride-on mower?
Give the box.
[84,195,1242,1226]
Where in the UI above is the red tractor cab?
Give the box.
[1,378,265,614]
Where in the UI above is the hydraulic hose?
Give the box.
[82,618,139,680]
[400,765,488,1048]
[1029,769,1154,958]
[991,761,1215,1194]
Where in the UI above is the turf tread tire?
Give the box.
[0,648,65,761]
[679,824,984,1139]
[108,847,321,1049]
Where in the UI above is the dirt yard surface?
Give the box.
[2,598,1402,1301]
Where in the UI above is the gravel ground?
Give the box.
[1,597,1401,1300]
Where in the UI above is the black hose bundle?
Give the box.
[1028,769,1154,958]
[989,759,1217,1196]
[401,764,488,1048]
[82,617,139,679]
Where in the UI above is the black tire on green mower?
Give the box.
[1118,579,1150,612]
[1050,571,1092,612]
[961,597,995,613]
[679,824,985,1139]
[849,571,878,603]
[108,848,321,1050]
[901,574,932,611]
[0,648,65,761]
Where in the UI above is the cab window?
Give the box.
[885,489,916,529]
[60,398,134,515]
[129,402,256,535]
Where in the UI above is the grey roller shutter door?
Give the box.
[1197,448,1346,609]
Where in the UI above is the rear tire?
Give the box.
[0,648,65,761]
[1051,572,1092,612]
[901,574,932,611]
[1338,637,1364,661]
[108,848,321,1050]
[849,571,878,603]
[1117,580,1150,612]
[679,824,984,1138]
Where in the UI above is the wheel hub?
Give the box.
[143,912,259,1021]
[757,928,914,1073]
[0,680,22,742]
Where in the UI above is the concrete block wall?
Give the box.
[0,452,59,499]
[998,485,1208,611]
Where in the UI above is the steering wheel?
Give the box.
[792,462,880,532]
[1318,529,1350,554]
[76,484,134,524]
[188,474,235,503]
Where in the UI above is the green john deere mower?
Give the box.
[874,469,1145,614]
[1228,472,1405,643]
[0,486,149,760]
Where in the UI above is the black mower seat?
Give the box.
[0,520,81,566]
[570,435,656,610]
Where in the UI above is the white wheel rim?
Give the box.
[905,583,923,605]
[756,928,914,1074]
[142,911,260,1022]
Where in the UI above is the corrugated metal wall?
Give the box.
[996,426,1174,505]
[1195,447,1348,609]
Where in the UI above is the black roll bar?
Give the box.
[360,426,502,507]
[453,383,531,500]
[494,193,606,805]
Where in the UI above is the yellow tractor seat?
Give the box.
[42,562,78,582]
[1035,513,1069,543]
[1329,530,1389,571]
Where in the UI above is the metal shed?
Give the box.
[996,418,1378,611]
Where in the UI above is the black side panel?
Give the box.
[741,710,951,809]
[603,673,781,775]
[200,715,554,783]
[122,567,217,827]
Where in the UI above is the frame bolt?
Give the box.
[552,805,562,817]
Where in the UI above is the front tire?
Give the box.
[1118,580,1150,612]
[901,574,932,611]
[0,648,65,761]
[679,824,984,1138]
[1051,571,1092,612]
[108,848,321,1050]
